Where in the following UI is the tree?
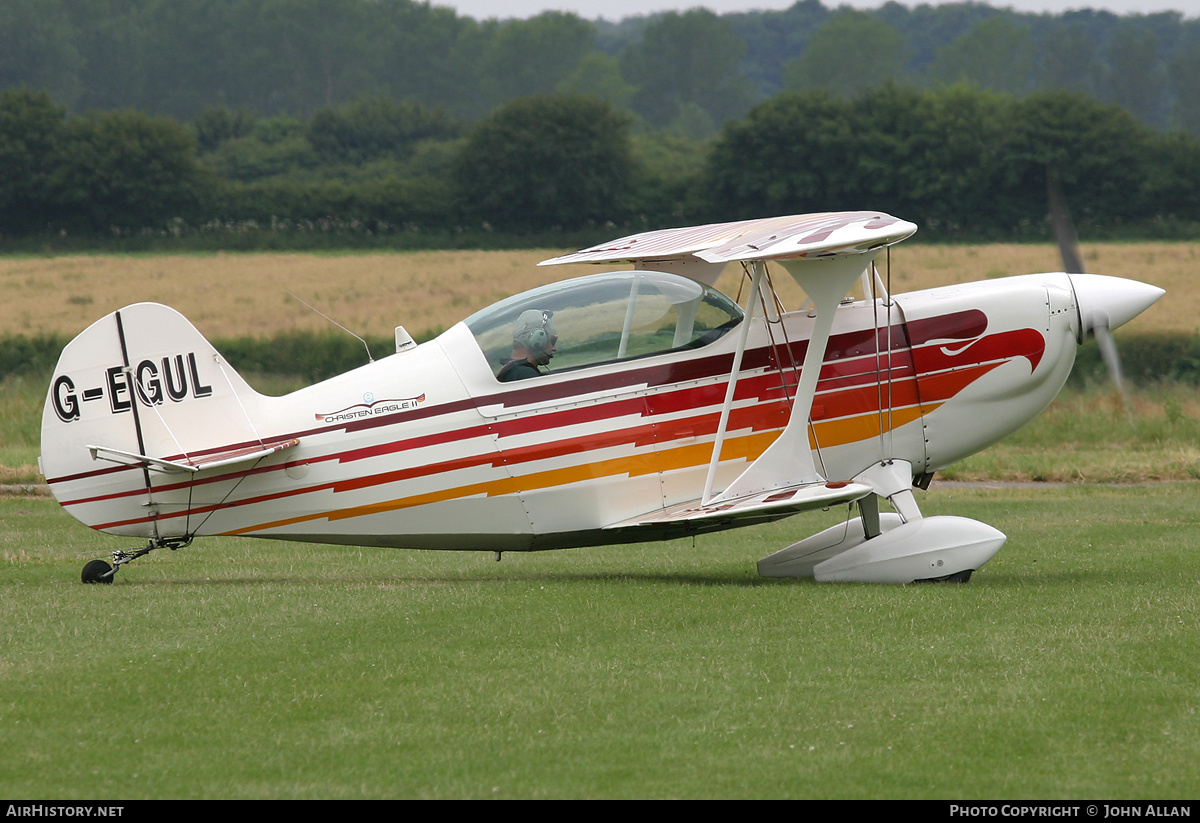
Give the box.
[260,0,386,113]
[62,0,153,113]
[478,12,596,107]
[1002,90,1153,231]
[454,95,635,232]
[135,1,289,119]
[730,0,832,97]
[783,10,909,98]
[557,52,636,112]
[1035,19,1103,98]
[57,109,212,231]
[844,84,1010,232]
[1104,24,1167,127]
[375,1,489,119]
[701,90,855,221]
[200,115,315,183]
[306,97,459,165]
[193,105,259,153]
[700,84,1154,237]
[1140,131,1200,221]
[0,0,82,108]
[1168,42,1200,134]
[620,10,756,135]
[0,89,70,234]
[927,16,1035,96]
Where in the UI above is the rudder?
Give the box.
[40,303,283,539]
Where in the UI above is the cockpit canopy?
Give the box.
[465,271,744,378]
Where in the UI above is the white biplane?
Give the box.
[40,212,1162,584]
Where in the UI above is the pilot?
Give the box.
[498,309,557,381]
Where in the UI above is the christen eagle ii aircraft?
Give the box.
[41,212,1163,585]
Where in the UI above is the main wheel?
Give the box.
[915,568,973,584]
[81,559,114,584]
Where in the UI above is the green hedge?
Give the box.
[215,331,398,382]
[0,334,70,381]
[206,176,457,231]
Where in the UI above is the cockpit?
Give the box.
[464,271,744,379]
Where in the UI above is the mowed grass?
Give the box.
[2,483,1199,799]
[940,384,1200,483]
[3,246,1198,797]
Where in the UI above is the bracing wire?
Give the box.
[871,261,887,458]
[190,455,269,535]
[886,247,896,458]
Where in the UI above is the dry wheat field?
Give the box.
[1,242,1195,342]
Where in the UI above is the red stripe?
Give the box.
[53,313,1045,520]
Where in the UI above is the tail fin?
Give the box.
[40,303,294,539]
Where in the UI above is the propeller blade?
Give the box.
[1047,167,1085,274]
[1093,323,1124,389]
[1051,169,1148,427]
[1093,321,1135,428]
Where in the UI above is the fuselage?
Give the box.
[43,269,1107,552]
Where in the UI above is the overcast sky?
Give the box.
[434,0,1200,22]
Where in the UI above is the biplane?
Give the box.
[39,212,1163,584]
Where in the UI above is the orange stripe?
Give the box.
[810,404,935,448]
[222,431,780,535]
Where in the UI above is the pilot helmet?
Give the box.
[512,309,556,355]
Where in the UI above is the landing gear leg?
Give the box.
[79,536,192,584]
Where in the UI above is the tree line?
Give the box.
[4,81,1199,244]
[3,1,1200,244]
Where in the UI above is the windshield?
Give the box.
[465,271,743,378]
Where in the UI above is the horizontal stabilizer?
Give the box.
[88,438,299,474]
[605,481,872,530]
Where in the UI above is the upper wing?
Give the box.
[539,212,917,284]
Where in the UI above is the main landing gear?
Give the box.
[80,536,193,584]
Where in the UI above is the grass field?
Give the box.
[2,483,1198,799]
[1,242,1196,341]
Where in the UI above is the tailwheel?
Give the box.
[81,559,115,584]
[79,536,193,584]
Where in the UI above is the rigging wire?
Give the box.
[191,456,269,536]
[870,248,900,461]
[756,265,796,412]
[871,261,887,459]
[886,247,896,458]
